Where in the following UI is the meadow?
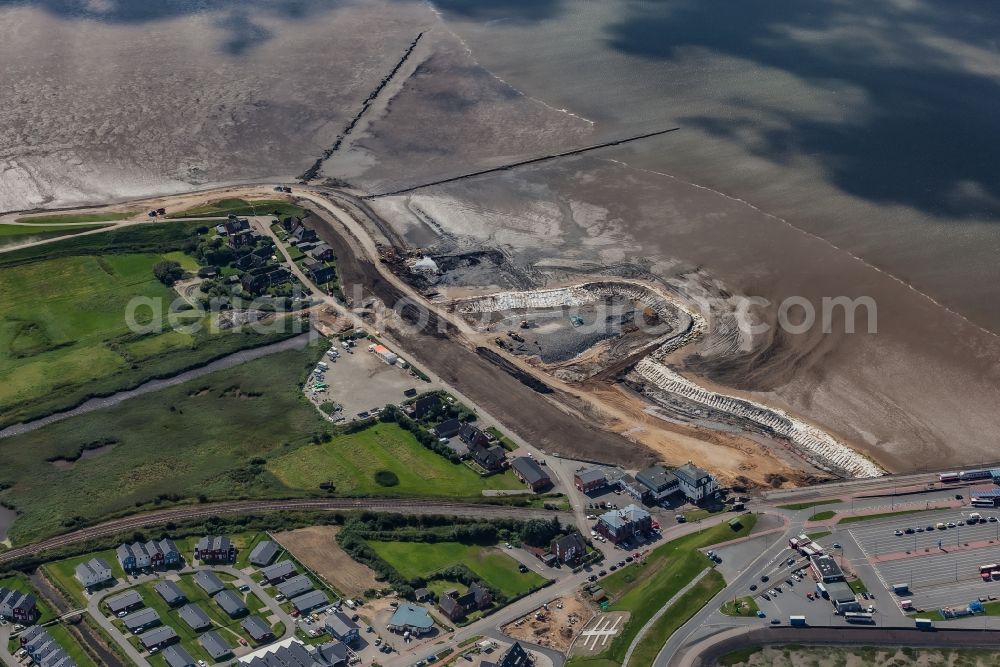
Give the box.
[267,423,525,497]
[368,540,545,598]
[0,222,297,427]
[15,211,135,224]
[168,198,306,220]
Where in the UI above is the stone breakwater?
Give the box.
[452,281,885,479]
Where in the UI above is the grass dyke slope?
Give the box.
[0,221,299,427]
[0,223,111,246]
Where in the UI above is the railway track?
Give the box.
[0,498,564,566]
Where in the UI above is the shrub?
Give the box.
[374,470,400,487]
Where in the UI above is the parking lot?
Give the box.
[846,508,1000,612]
[305,339,437,420]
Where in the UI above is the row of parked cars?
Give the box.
[894,514,997,536]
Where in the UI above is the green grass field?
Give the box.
[808,510,837,521]
[267,423,525,497]
[776,499,841,511]
[0,223,109,246]
[720,595,760,617]
[43,548,127,606]
[41,623,101,667]
[571,515,757,667]
[0,223,298,428]
[168,198,306,220]
[368,541,545,598]
[15,212,135,224]
[838,508,939,524]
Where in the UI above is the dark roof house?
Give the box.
[179,604,212,631]
[510,457,551,491]
[242,615,274,643]
[249,540,280,567]
[155,580,186,606]
[260,561,297,583]
[199,631,232,660]
[194,571,225,596]
[214,589,248,618]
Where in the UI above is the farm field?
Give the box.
[168,198,306,220]
[0,222,109,246]
[0,347,327,544]
[368,540,546,598]
[266,423,525,497]
[0,222,297,428]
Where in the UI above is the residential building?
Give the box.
[162,644,197,667]
[459,423,492,448]
[228,230,255,249]
[20,627,76,667]
[214,590,248,618]
[116,539,178,571]
[673,463,719,503]
[249,540,280,567]
[105,590,143,616]
[810,554,846,583]
[433,418,462,439]
[199,631,233,661]
[324,610,360,644]
[139,625,178,651]
[240,638,347,667]
[155,580,186,606]
[510,457,552,491]
[304,259,336,285]
[386,603,434,635]
[308,243,334,261]
[574,468,607,494]
[411,394,442,420]
[595,504,653,544]
[0,587,38,623]
[223,216,251,235]
[291,589,329,615]
[123,607,161,634]
[260,560,297,584]
[241,615,274,644]
[194,570,225,596]
[195,536,237,563]
[551,532,588,565]
[276,575,313,599]
[292,225,318,244]
[179,604,212,632]
[74,558,113,589]
[498,642,532,667]
[413,588,433,602]
[438,583,493,621]
[240,266,291,294]
[469,441,506,473]
[635,466,680,503]
[617,474,650,504]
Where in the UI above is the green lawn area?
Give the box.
[0,347,327,544]
[368,541,546,598]
[168,198,306,220]
[838,508,939,524]
[808,511,837,521]
[0,223,109,246]
[161,250,201,272]
[15,212,135,224]
[806,530,831,540]
[571,514,756,667]
[720,595,759,617]
[628,570,726,667]
[682,507,726,522]
[267,423,525,498]
[847,578,869,594]
[776,499,841,511]
[485,427,518,451]
[0,222,298,429]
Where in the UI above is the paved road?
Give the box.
[0,499,569,566]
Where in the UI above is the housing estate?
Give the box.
[324,610,360,644]
[179,603,212,631]
[123,607,161,634]
[105,590,143,616]
[162,645,197,667]
[139,625,178,651]
[155,580,186,606]
[214,589,248,618]
[249,540,280,567]
[276,575,314,599]
[242,615,275,643]
[241,638,349,667]
[291,589,330,615]
[199,630,233,660]
[194,570,225,596]
[260,560,297,584]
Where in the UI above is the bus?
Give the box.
[939,472,960,483]
[844,612,875,624]
[959,469,992,481]
[972,499,998,508]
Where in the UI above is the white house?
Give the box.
[674,463,719,503]
[75,557,113,589]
